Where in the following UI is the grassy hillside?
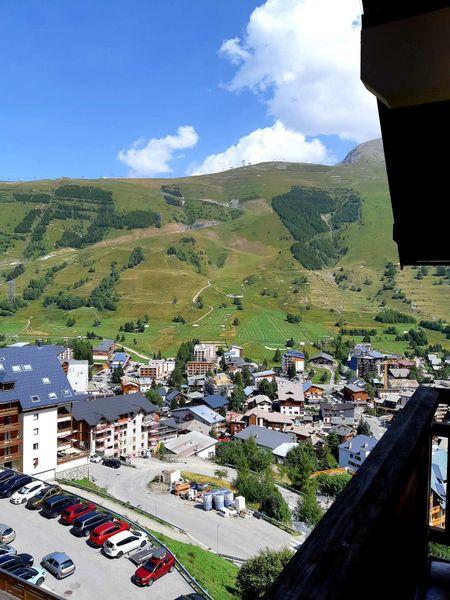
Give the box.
[1,139,449,361]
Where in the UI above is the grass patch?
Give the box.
[150,530,239,600]
[180,471,235,492]
[69,478,108,494]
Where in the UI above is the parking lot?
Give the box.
[90,461,297,558]
[0,495,194,599]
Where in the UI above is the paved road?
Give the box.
[90,460,297,559]
[0,495,193,599]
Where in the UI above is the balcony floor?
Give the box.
[425,560,450,599]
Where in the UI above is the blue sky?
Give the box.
[0,0,379,180]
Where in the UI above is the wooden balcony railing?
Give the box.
[0,451,21,464]
[0,436,21,449]
[0,566,63,599]
[0,421,20,434]
[0,407,19,418]
[267,386,450,600]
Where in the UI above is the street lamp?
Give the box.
[216,523,221,555]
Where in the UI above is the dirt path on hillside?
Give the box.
[91,222,189,248]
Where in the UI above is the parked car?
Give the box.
[41,552,75,579]
[60,502,96,525]
[0,469,15,484]
[0,475,32,498]
[88,519,130,548]
[102,458,121,469]
[11,566,46,586]
[0,524,16,544]
[103,529,148,558]
[41,495,78,519]
[90,453,102,463]
[71,511,111,537]
[0,553,33,572]
[0,543,16,557]
[26,485,62,510]
[10,481,47,505]
[133,548,175,587]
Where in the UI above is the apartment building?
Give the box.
[277,378,305,416]
[72,393,160,459]
[0,345,89,480]
[282,350,305,374]
[139,359,175,380]
[193,343,217,362]
[186,361,216,377]
[63,359,89,393]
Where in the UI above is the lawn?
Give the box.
[149,530,239,600]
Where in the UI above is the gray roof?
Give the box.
[0,345,78,411]
[72,393,158,426]
[235,425,296,450]
[310,352,334,362]
[93,339,115,352]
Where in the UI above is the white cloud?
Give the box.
[219,0,379,142]
[190,121,331,175]
[118,125,199,176]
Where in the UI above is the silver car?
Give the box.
[41,552,75,579]
[0,524,16,545]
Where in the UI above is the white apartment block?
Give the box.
[194,343,217,362]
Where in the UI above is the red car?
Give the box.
[60,501,96,525]
[88,519,130,547]
[134,549,175,587]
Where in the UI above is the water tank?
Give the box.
[224,490,234,507]
[213,491,225,510]
[202,493,213,511]
[234,495,246,512]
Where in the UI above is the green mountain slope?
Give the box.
[1,139,448,360]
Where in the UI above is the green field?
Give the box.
[1,139,449,360]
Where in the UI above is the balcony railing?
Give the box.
[0,566,62,599]
[0,451,21,464]
[0,407,19,418]
[0,421,20,434]
[267,386,450,599]
[0,436,21,449]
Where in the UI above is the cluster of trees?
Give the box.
[340,327,377,337]
[127,247,144,269]
[0,296,27,317]
[3,263,24,281]
[168,339,199,389]
[13,192,51,203]
[172,314,186,324]
[273,186,360,269]
[286,313,301,324]
[375,309,416,324]
[234,470,291,523]
[237,547,294,599]
[43,292,85,310]
[23,263,67,301]
[167,238,203,273]
[119,316,148,333]
[13,208,41,234]
[216,438,273,472]
[89,262,120,311]
[54,184,113,203]
[420,319,450,337]
[70,338,93,364]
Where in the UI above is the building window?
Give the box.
[12,365,22,372]
[48,392,57,400]
[33,443,39,450]
[33,413,39,421]
[33,428,39,435]
[22,364,33,371]
[33,458,39,468]
[41,377,51,384]
[31,395,40,403]
[62,389,71,397]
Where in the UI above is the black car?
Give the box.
[0,553,33,572]
[0,470,15,484]
[71,511,112,537]
[0,475,32,499]
[102,458,121,469]
[41,495,78,519]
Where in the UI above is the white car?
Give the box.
[10,481,47,505]
[103,529,148,558]
[89,454,102,463]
